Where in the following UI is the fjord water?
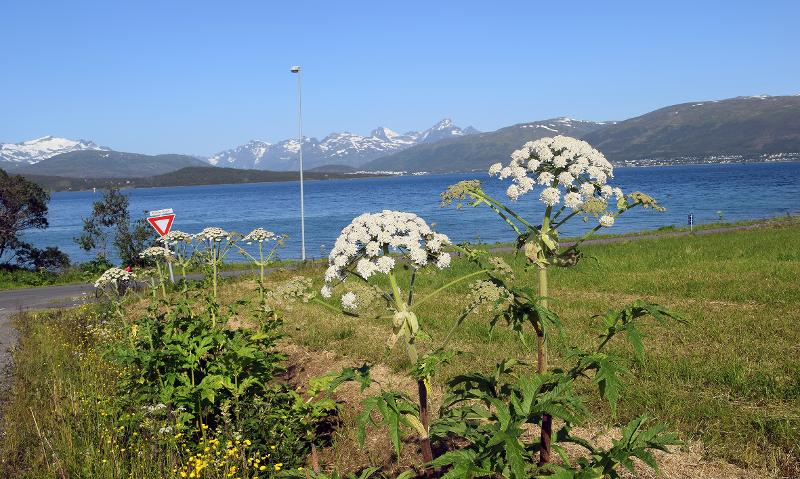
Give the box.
[26,162,800,263]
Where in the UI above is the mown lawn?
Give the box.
[268,222,800,474]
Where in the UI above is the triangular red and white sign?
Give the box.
[147,214,175,237]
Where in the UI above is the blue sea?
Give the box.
[23,162,800,263]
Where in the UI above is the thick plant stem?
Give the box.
[406,341,434,466]
[417,378,434,464]
[156,262,167,298]
[389,268,435,467]
[537,264,552,465]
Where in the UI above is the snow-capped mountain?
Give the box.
[207,119,478,170]
[0,136,109,164]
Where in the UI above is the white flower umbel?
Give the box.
[321,210,451,304]
[94,267,136,289]
[194,227,230,243]
[139,246,174,297]
[489,135,622,221]
[139,246,174,261]
[194,226,238,304]
[159,230,192,245]
[243,227,276,244]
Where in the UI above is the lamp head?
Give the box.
[290,66,301,73]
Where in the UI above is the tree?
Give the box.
[0,169,50,264]
[75,188,156,266]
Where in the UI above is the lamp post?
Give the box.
[291,65,306,261]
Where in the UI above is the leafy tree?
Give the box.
[16,244,70,272]
[0,169,50,264]
[75,188,156,266]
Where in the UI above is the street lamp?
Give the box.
[291,65,306,261]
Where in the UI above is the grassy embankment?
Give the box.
[1,215,793,291]
[1,221,798,477]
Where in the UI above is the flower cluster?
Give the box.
[268,276,315,304]
[94,267,136,289]
[194,227,231,243]
[139,246,174,261]
[341,291,358,310]
[467,280,510,312]
[159,230,192,244]
[243,228,276,244]
[321,210,451,298]
[489,135,624,226]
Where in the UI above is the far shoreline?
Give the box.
[34,158,800,193]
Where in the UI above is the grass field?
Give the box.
[266,220,800,475]
[2,221,798,478]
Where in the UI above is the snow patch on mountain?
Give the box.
[0,136,109,164]
[207,119,479,171]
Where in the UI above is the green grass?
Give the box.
[3,222,798,477]
[0,267,94,290]
[271,222,800,475]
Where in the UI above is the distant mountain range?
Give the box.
[581,95,800,163]
[206,119,479,170]
[9,150,208,178]
[365,95,800,172]
[2,94,799,182]
[363,118,611,172]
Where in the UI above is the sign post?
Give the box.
[147,208,176,283]
[688,213,694,232]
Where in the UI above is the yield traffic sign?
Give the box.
[147,209,175,237]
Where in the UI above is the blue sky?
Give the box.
[1,0,798,156]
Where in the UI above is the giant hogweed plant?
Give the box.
[316,210,492,466]
[429,135,682,476]
[237,227,287,318]
[93,238,338,470]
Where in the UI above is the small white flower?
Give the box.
[506,184,521,201]
[435,252,451,269]
[539,187,561,206]
[409,247,428,266]
[564,192,583,210]
[488,162,503,176]
[510,149,529,164]
[599,214,615,227]
[341,291,358,311]
[557,171,575,186]
[365,241,381,257]
[376,256,395,273]
[537,172,555,186]
[320,284,332,298]
[356,258,376,279]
